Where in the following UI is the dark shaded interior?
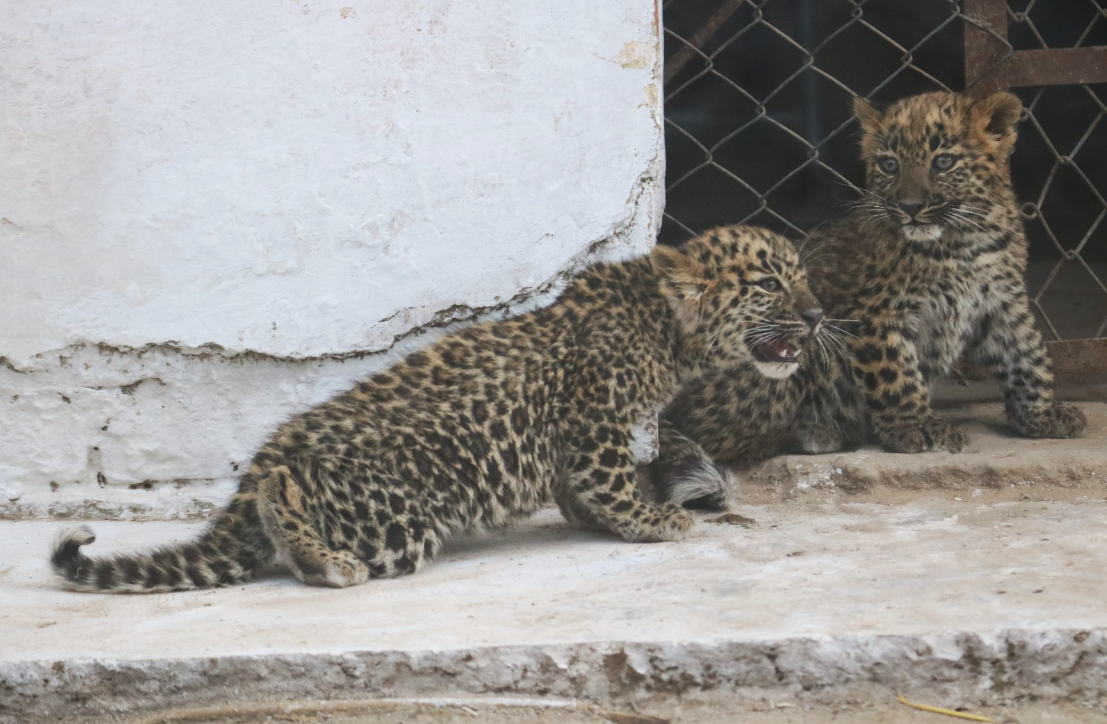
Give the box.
[661,0,1107,338]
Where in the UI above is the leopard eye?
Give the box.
[758,278,781,293]
[932,153,957,171]
[877,157,899,174]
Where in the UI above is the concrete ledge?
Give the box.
[5,631,1107,723]
[742,399,1107,504]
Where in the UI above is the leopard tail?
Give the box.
[50,492,274,594]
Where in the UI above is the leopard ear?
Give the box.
[853,96,884,136]
[971,92,1021,151]
[651,244,709,301]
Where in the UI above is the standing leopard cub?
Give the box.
[653,91,1085,507]
[52,225,815,592]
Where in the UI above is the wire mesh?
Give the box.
[662,0,1107,340]
[1007,2,1107,339]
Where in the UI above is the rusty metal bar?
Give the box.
[1005,47,1107,88]
[663,0,745,85]
[963,0,1010,96]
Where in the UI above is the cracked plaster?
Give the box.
[0,1,665,516]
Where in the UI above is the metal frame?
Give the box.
[961,0,1107,376]
[965,0,1107,93]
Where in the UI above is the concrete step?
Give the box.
[3,494,1107,722]
[741,399,1107,504]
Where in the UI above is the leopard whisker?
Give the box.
[742,331,781,346]
[825,323,862,341]
[814,333,835,368]
[741,324,779,339]
[702,327,723,361]
[946,210,988,234]
[820,328,852,359]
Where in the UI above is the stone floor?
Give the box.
[2,395,1106,723]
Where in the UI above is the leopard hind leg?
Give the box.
[256,466,369,588]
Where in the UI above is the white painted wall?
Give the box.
[0,0,664,518]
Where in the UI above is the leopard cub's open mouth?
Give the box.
[749,337,802,365]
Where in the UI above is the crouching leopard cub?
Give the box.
[52,225,813,592]
[652,91,1085,509]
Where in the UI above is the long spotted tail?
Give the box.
[50,495,274,593]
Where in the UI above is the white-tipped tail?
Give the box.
[665,460,738,511]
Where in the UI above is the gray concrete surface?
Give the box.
[2,399,1106,723]
[46,695,1107,724]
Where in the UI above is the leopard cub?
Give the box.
[53,225,813,592]
[653,91,1085,508]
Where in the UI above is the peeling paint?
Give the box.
[614,41,655,69]
[0,174,663,520]
[0,1,664,519]
[0,358,29,374]
[5,220,646,375]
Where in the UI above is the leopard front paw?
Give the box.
[876,418,967,453]
[1011,403,1086,439]
[619,503,695,543]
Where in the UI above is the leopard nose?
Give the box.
[897,201,924,218]
[800,307,824,331]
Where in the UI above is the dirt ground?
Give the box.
[55,697,1107,724]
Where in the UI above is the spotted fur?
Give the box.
[52,225,809,592]
[653,91,1085,507]
[641,228,825,508]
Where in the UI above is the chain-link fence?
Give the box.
[662,0,1107,341]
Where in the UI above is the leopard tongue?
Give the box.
[766,340,800,361]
